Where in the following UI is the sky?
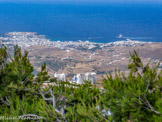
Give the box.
[0,0,162,4]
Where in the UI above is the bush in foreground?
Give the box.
[0,45,161,121]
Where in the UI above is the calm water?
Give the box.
[0,3,162,42]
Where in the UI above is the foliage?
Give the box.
[103,50,162,121]
[35,63,50,84]
[0,46,161,121]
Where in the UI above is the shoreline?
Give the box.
[0,32,161,45]
[0,32,156,50]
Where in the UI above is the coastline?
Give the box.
[0,32,159,50]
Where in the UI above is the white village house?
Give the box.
[54,72,96,84]
[72,72,96,84]
[54,73,66,82]
[85,72,96,84]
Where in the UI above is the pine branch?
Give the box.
[0,97,11,106]
[40,88,67,121]
[139,95,161,115]
[145,98,161,115]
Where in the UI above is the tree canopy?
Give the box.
[0,45,161,121]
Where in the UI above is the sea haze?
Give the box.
[0,3,162,43]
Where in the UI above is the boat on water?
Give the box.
[118,34,124,39]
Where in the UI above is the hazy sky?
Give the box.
[0,0,162,4]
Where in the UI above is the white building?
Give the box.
[72,74,84,84]
[85,72,96,84]
[54,73,66,82]
[72,72,96,84]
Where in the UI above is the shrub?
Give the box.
[0,46,161,121]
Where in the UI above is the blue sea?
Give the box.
[0,3,162,43]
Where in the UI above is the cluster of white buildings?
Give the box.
[0,32,150,51]
[0,32,51,48]
[109,39,151,47]
[0,32,99,50]
[54,72,96,84]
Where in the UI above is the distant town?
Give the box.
[0,32,150,50]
